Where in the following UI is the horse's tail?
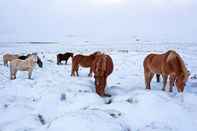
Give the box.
[167,50,188,79]
[71,55,79,72]
[57,55,60,64]
[3,55,6,65]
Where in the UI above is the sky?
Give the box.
[0,0,197,42]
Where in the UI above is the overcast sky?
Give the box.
[0,0,197,42]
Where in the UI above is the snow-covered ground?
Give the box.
[0,42,197,131]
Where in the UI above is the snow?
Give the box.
[0,42,197,131]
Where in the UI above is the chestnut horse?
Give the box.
[3,53,19,66]
[71,51,101,76]
[57,52,73,65]
[91,53,113,96]
[10,54,38,80]
[143,50,190,93]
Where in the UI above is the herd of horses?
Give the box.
[2,50,190,96]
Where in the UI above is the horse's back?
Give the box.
[143,53,158,68]
[143,53,166,73]
[3,53,19,61]
[64,52,73,57]
[92,54,113,76]
[74,54,94,67]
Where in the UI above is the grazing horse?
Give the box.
[143,50,190,93]
[71,51,101,77]
[10,54,38,80]
[57,52,73,65]
[3,53,19,66]
[91,53,113,96]
[18,54,43,68]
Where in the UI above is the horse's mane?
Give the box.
[102,55,107,71]
[95,54,107,75]
[26,54,37,63]
[167,50,188,80]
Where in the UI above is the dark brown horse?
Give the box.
[143,50,190,93]
[57,52,73,65]
[91,53,113,96]
[71,51,101,77]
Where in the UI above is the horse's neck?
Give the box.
[165,53,182,77]
[26,58,35,66]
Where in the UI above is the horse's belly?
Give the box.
[16,66,30,71]
[79,63,91,68]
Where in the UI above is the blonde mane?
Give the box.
[167,50,188,80]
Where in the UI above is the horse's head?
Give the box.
[176,71,190,92]
[94,75,107,96]
[30,54,38,64]
[37,56,43,68]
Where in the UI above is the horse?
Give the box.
[18,54,43,68]
[91,53,113,96]
[143,50,190,93]
[71,51,101,77]
[57,52,73,65]
[3,53,20,66]
[10,54,38,80]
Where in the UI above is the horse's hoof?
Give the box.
[145,88,151,90]
[105,94,111,97]
[11,77,15,80]
[102,94,111,97]
[162,88,165,91]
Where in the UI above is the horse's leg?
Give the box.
[71,63,76,76]
[10,65,16,80]
[10,66,13,80]
[162,75,168,91]
[88,67,92,77]
[144,71,149,89]
[75,64,79,76]
[76,68,79,76]
[57,56,60,65]
[71,68,75,76]
[169,75,175,92]
[95,78,105,96]
[144,71,153,89]
[3,59,6,66]
[156,74,160,83]
[11,69,17,80]
[65,58,68,65]
[13,70,17,79]
[28,69,33,79]
[103,77,111,97]
[5,60,8,66]
[149,73,154,88]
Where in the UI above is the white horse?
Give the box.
[10,54,38,80]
